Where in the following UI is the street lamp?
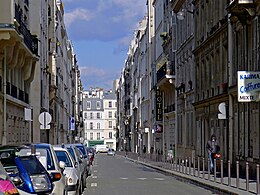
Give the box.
[176,9,194,20]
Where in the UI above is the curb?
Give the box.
[124,156,254,195]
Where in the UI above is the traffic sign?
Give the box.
[39,112,52,129]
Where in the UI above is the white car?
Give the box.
[19,144,67,195]
[54,146,83,195]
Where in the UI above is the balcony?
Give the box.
[14,4,38,55]
[157,63,175,86]
[164,104,175,113]
[6,82,29,104]
[227,0,256,19]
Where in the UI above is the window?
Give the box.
[97,123,100,129]
[109,121,112,128]
[84,113,87,119]
[90,122,93,129]
[96,101,101,109]
[109,101,112,108]
[108,111,112,118]
[97,133,100,140]
[90,112,93,119]
[109,132,112,139]
[97,113,101,119]
[90,133,93,140]
[87,101,91,109]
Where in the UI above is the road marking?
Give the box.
[91,183,97,187]
[120,178,128,180]
[154,178,165,181]
[93,170,97,173]
[137,178,147,180]
[92,176,97,179]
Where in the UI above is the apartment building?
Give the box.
[0,0,82,145]
[0,0,39,144]
[83,88,117,150]
[117,0,260,174]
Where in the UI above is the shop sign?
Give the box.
[237,71,260,102]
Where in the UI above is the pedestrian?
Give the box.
[206,134,220,173]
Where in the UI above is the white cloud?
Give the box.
[79,66,106,77]
[65,8,93,27]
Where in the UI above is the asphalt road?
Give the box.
[83,153,217,195]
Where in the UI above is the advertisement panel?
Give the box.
[237,71,260,102]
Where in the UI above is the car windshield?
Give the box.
[20,148,55,170]
[75,145,86,156]
[67,148,76,161]
[18,156,46,175]
[55,151,72,167]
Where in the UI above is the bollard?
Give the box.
[246,162,249,191]
[193,157,196,176]
[221,159,223,184]
[189,157,191,175]
[257,164,260,195]
[208,158,210,180]
[198,157,200,178]
[214,158,216,182]
[178,158,180,172]
[185,158,188,174]
[202,157,205,179]
[236,161,239,188]
[228,160,231,186]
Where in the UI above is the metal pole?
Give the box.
[228,160,231,186]
[185,157,188,174]
[246,162,249,191]
[214,158,216,182]
[208,158,210,180]
[257,164,260,195]
[193,157,196,176]
[221,159,223,184]
[189,157,191,175]
[198,157,200,178]
[236,161,239,188]
[202,157,205,179]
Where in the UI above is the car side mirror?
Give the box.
[59,161,65,173]
[74,161,78,168]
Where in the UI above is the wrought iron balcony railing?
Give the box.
[14,4,38,55]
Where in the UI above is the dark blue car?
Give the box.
[0,145,53,194]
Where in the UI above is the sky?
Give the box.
[63,0,147,90]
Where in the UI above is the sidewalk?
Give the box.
[119,153,258,195]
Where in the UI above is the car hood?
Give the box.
[64,167,79,185]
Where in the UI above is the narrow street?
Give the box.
[83,154,216,195]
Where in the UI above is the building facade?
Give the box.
[0,0,82,145]
[83,88,117,150]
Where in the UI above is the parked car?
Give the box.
[54,146,83,195]
[63,144,88,188]
[107,148,115,156]
[0,144,53,194]
[20,144,67,195]
[71,144,91,176]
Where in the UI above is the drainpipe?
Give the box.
[2,47,7,145]
[228,13,233,163]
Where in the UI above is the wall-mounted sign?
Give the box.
[156,124,163,133]
[156,89,163,121]
[238,71,260,102]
